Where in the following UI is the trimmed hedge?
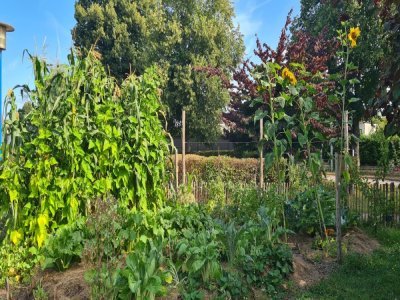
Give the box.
[175,154,259,183]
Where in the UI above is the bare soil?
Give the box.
[290,227,380,288]
[0,265,88,300]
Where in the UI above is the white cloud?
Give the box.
[234,0,274,57]
[234,13,262,40]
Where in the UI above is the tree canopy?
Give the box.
[73,0,244,141]
[223,0,400,154]
[295,0,400,136]
[295,0,386,123]
[377,0,400,136]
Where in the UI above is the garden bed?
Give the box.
[0,228,380,300]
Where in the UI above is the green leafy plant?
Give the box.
[33,280,48,300]
[286,185,336,236]
[236,219,292,295]
[0,242,39,288]
[217,269,249,299]
[205,176,226,212]
[83,197,124,300]
[313,235,347,258]
[217,221,246,267]
[160,203,214,234]
[115,239,172,300]
[174,229,222,287]
[41,217,86,271]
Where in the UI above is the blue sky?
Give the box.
[0,0,299,106]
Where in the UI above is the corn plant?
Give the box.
[0,50,169,248]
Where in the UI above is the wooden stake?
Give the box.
[344,110,349,156]
[182,110,186,185]
[260,118,264,189]
[175,148,179,190]
[335,153,343,264]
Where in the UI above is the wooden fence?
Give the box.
[348,182,400,225]
[167,179,400,226]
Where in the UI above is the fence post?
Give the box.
[390,183,395,225]
[330,143,334,172]
[397,185,400,224]
[335,153,343,264]
[384,183,388,225]
[182,110,186,185]
[259,118,264,189]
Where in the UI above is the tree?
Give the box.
[377,0,400,136]
[73,0,244,141]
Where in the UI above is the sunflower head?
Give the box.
[282,67,297,85]
[348,27,361,48]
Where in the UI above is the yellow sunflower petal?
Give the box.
[282,67,297,85]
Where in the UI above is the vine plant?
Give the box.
[0,51,170,247]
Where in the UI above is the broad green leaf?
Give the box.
[264,152,274,172]
[192,259,206,272]
[298,133,308,148]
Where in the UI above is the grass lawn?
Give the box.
[296,227,400,300]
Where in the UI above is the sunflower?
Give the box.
[348,27,361,48]
[282,67,297,85]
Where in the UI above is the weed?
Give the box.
[82,197,123,300]
[32,280,48,300]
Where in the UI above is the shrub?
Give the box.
[176,154,258,183]
[360,134,400,166]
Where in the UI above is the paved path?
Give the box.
[325,173,400,187]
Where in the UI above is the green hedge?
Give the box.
[360,135,400,166]
[176,154,259,183]
[194,149,258,158]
